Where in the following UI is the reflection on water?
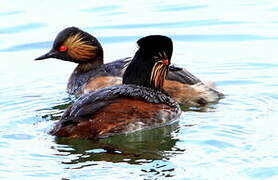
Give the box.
[1,0,278,179]
[53,123,182,166]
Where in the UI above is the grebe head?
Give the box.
[123,35,173,91]
[35,27,103,64]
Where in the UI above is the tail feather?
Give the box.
[191,82,223,104]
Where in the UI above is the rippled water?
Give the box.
[1,0,278,179]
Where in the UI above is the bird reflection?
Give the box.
[180,102,220,112]
[52,122,185,167]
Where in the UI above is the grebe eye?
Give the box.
[163,59,169,65]
[59,46,68,52]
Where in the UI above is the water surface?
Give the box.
[0,0,278,179]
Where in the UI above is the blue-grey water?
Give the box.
[0,0,278,179]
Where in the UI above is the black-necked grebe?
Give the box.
[50,35,180,139]
[35,27,223,106]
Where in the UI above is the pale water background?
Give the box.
[0,0,278,179]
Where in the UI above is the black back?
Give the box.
[63,84,179,119]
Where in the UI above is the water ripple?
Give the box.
[269,7,278,11]
[2,134,35,140]
[243,166,278,179]
[81,5,120,12]
[2,34,277,52]
[0,41,52,52]
[172,34,278,42]
[0,10,23,16]
[155,5,207,12]
[87,19,248,30]
[0,23,45,34]
[99,11,126,16]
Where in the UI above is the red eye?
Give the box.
[163,59,169,65]
[59,46,68,52]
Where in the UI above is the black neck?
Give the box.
[123,49,154,88]
[75,55,104,73]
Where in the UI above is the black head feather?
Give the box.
[35,27,103,63]
[137,35,173,60]
[123,35,173,89]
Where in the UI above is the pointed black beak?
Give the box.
[35,50,57,61]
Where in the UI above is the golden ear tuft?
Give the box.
[153,51,168,61]
[63,33,98,60]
